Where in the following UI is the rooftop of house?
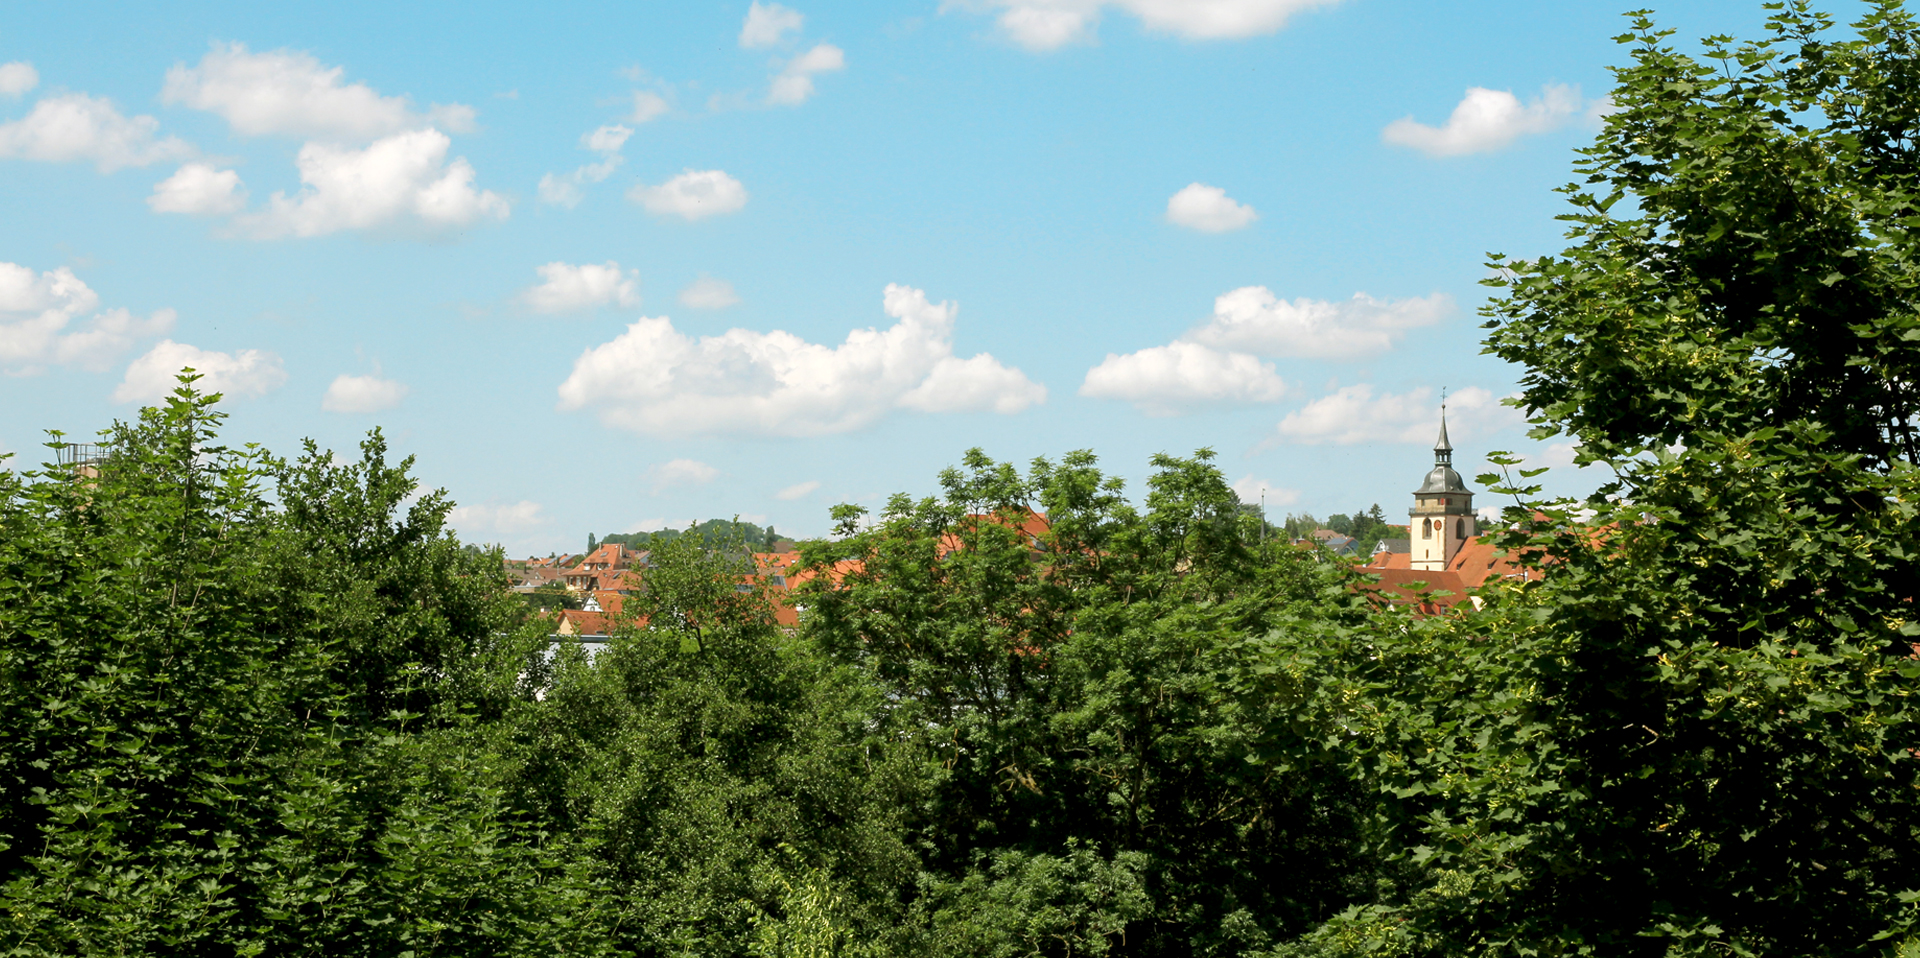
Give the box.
[572,542,646,572]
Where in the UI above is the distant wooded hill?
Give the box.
[591,519,791,554]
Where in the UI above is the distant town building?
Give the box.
[1359,410,1537,610]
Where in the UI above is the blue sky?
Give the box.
[0,0,1831,553]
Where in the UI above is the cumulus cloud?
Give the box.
[629,91,670,124]
[1383,84,1583,157]
[776,479,820,500]
[1274,384,1511,445]
[652,458,719,491]
[1230,474,1300,508]
[322,372,408,412]
[449,500,546,534]
[537,124,630,208]
[582,124,633,154]
[741,1,806,48]
[558,283,1046,437]
[1186,288,1450,360]
[114,340,287,403]
[769,43,845,106]
[679,276,740,309]
[1519,441,1587,472]
[0,262,176,373]
[1080,289,1449,413]
[238,129,508,238]
[629,169,748,221]
[161,42,473,141]
[148,163,247,215]
[1166,182,1257,232]
[968,0,1340,51]
[1080,341,1286,415]
[520,261,640,314]
[901,351,1052,414]
[0,62,37,98]
[0,93,193,171]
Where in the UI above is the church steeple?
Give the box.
[1409,397,1475,571]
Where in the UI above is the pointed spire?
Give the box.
[1434,392,1452,464]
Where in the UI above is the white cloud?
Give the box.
[1523,441,1587,471]
[558,283,1046,437]
[0,62,38,98]
[582,124,632,154]
[1166,182,1257,232]
[51,309,179,371]
[449,500,546,534]
[322,373,408,412]
[901,352,1050,413]
[740,1,806,48]
[239,129,508,238]
[776,479,820,500]
[1274,384,1514,445]
[148,163,247,215]
[769,43,845,106]
[520,261,640,314]
[652,458,719,491]
[679,276,740,309]
[1382,84,1583,157]
[1230,474,1300,508]
[1185,288,1450,360]
[1079,289,1448,413]
[629,90,670,124]
[0,263,176,373]
[968,0,1341,51]
[161,41,473,141]
[1080,341,1285,415]
[538,125,630,207]
[629,169,748,221]
[114,340,286,403]
[0,93,192,171]
[537,162,619,208]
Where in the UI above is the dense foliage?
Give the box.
[12,3,1920,955]
[0,383,614,956]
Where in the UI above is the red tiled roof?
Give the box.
[1357,534,1540,590]
[553,609,612,636]
[1354,532,1545,612]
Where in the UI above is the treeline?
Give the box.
[10,6,1920,955]
[592,518,787,555]
[1276,505,1405,547]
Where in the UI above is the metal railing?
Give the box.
[55,443,107,469]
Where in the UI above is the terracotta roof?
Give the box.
[507,566,567,587]
[1354,567,1473,614]
[553,609,612,637]
[1354,533,1543,613]
[570,542,641,573]
[1358,533,1540,591]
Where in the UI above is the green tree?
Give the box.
[799,449,1384,957]
[499,526,919,957]
[0,378,615,956]
[1342,4,1920,953]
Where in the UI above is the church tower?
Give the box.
[1409,408,1475,572]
